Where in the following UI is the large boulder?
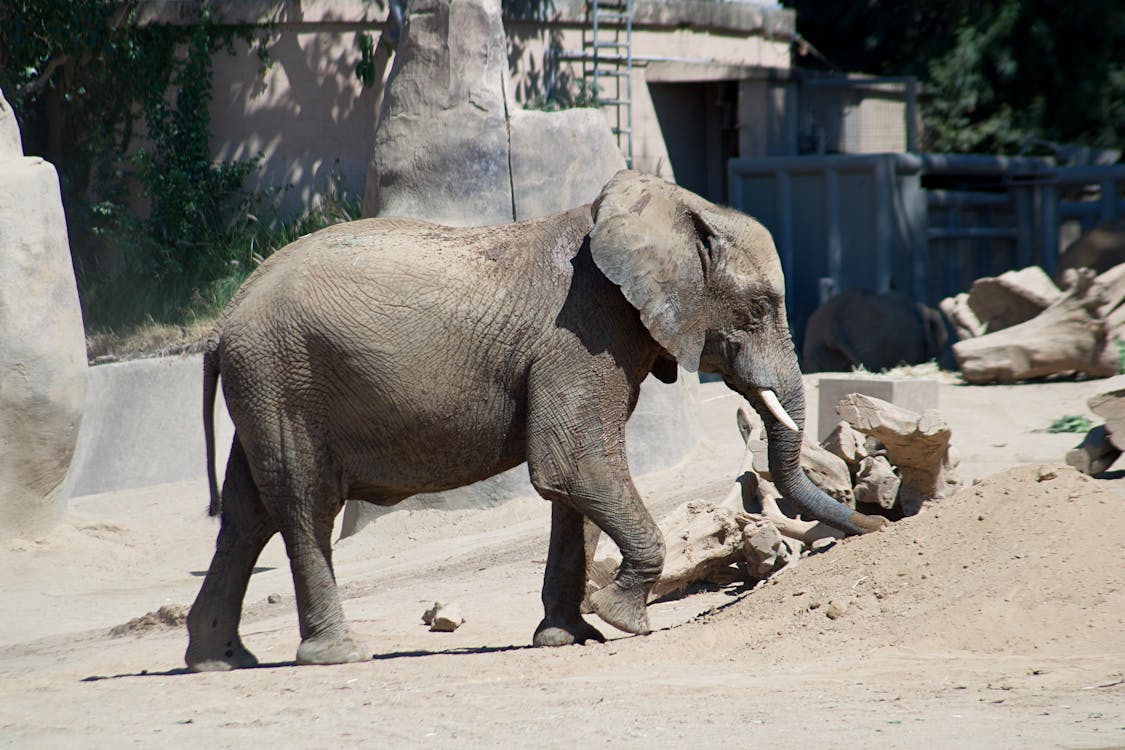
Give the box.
[509,108,625,221]
[363,0,625,226]
[363,0,514,225]
[0,87,88,538]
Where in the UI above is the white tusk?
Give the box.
[758,388,800,432]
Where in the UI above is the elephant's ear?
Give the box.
[589,171,711,372]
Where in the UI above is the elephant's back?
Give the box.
[236,207,592,303]
[214,207,594,397]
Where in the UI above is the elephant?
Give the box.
[801,289,949,373]
[185,170,886,672]
[1054,219,1125,285]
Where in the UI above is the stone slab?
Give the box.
[816,375,939,443]
[69,357,235,498]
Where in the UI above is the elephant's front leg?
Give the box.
[533,502,607,646]
[572,456,665,636]
[526,384,665,637]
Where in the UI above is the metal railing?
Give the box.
[560,0,634,167]
[729,153,1125,336]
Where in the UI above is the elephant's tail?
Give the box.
[203,348,222,517]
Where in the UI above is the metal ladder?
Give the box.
[574,0,634,167]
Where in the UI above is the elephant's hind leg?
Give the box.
[532,503,606,647]
[261,454,369,666]
[280,504,370,665]
[186,438,274,672]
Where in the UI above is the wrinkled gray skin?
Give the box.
[185,171,885,671]
[802,289,948,373]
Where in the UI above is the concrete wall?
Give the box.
[505,16,795,183]
[69,356,235,498]
[68,357,702,535]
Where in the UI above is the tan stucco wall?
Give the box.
[505,22,793,179]
[165,0,795,215]
[209,30,384,216]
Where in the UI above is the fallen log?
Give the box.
[953,269,1118,383]
[1065,425,1121,476]
[965,265,1060,333]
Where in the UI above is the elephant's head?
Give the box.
[590,171,884,535]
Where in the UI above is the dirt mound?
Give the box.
[107,604,189,638]
[693,465,1125,659]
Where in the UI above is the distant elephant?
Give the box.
[1054,219,1125,285]
[802,289,948,373]
[185,171,885,672]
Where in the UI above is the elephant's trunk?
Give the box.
[731,342,885,536]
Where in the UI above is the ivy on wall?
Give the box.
[0,1,271,302]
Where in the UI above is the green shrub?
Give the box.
[0,0,272,330]
[81,175,361,336]
[1045,415,1095,434]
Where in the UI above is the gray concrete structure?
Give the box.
[68,357,235,498]
[816,375,939,443]
[68,357,702,538]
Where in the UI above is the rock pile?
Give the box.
[1066,374,1125,475]
[588,397,959,598]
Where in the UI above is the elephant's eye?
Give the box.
[746,296,771,326]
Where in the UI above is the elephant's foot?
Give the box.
[185,637,259,672]
[588,582,651,635]
[295,630,370,666]
[533,616,606,647]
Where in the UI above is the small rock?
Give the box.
[825,600,848,620]
[854,455,901,510]
[267,593,282,604]
[429,603,465,633]
[421,602,442,625]
[742,520,793,580]
[811,537,837,552]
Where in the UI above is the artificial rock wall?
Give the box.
[0,87,88,538]
[363,0,626,225]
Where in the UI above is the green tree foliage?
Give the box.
[0,0,268,322]
[793,0,1125,155]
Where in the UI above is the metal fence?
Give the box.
[728,153,1125,341]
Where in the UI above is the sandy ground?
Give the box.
[2,375,1124,749]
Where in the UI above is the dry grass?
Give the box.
[85,317,215,364]
[847,360,963,383]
